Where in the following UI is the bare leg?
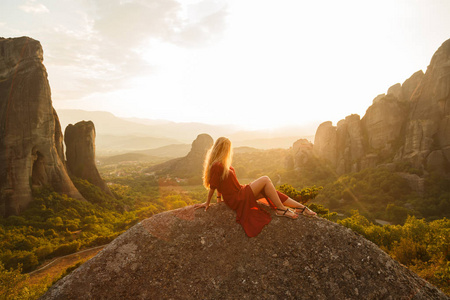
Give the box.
[284,198,317,216]
[249,176,298,218]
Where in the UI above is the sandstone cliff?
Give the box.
[146,133,213,181]
[0,37,83,216]
[399,39,450,174]
[314,38,450,176]
[65,121,113,196]
[41,204,447,299]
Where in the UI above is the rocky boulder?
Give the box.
[147,133,213,181]
[0,37,83,216]
[65,121,113,196]
[41,204,447,299]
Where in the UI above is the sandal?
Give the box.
[294,206,317,217]
[275,208,298,219]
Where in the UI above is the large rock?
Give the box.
[41,204,447,299]
[335,114,365,174]
[402,70,424,102]
[0,37,83,216]
[398,39,450,173]
[292,138,314,169]
[147,133,213,180]
[314,119,360,175]
[361,94,407,154]
[313,38,450,176]
[65,121,113,196]
[313,121,337,166]
[387,83,403,100]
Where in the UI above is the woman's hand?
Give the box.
[194,202,210,211]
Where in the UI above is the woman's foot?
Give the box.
[275,208,298,219]
[294,206,317,217]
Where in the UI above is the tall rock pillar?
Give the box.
[399,39,450,173]
[0,37,83,216]
[65,121,113,196]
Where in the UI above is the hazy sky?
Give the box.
[1,0,450,131]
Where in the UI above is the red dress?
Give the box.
[209,162,289,237]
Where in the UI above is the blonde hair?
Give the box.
[203,137,233,189]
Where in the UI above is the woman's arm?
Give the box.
[206,188,215,209]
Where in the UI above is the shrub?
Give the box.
[50,241,81,258]
[277,184,322,204]
[391,238,430,265]
[0,251,39,272]
[0,263,28,300]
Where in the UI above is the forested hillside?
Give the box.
[1,147,449,298]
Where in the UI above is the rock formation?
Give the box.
[65,121,113,196]
[314,38,450,176]
[401,70,424,103]
[0,37,83,216]
[313,121,336,166]
[292,138,314,169]
[362,93,408,160]
[399,39,450,174]
[314,116,371,175]
[147,133,213,181]
[41,204,447,299]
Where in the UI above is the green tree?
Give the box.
[0,263,27,300]
[277,184,322,204]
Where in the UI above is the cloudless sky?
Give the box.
[1,0,450,131]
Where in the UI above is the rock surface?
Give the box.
[292,139,314,169]
[313,122,336,166]
[147,133,213,180]
[362,94,407,153]
[314,38,450,176]
[65,121,113,196]
[0,37,83,216]
[399,38,450,172]
[42,204,447,300]
[335,114,365,174]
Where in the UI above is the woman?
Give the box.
[195,137,316,237]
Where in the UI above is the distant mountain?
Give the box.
[56,109,317,153]
[98,145,268,165]
[95,135,180,153]
[232,136,314,149]
[133,144,191,158]
[122,117,172,126]
[57,109,238,143]
[58,110,163,138]
[97,153,168,165]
